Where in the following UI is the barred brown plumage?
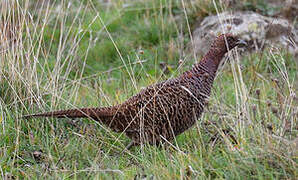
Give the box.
[23,34,246,148]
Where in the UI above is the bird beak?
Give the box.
[236,39,247,47]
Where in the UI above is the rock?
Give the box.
[192,11,298,56]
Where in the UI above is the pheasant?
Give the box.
[24,34,246,148]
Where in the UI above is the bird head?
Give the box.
[212,33,247,53]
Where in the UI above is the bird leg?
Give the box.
[118,141,137,155]
[125,141,137,150]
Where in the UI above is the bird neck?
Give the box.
[192,48,226,75]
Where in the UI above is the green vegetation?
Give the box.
[1,0,296,179]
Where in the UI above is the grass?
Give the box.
[1,0,297,179]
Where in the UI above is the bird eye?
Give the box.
[229,37,236,43]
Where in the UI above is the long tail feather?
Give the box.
[23,107,114,119]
